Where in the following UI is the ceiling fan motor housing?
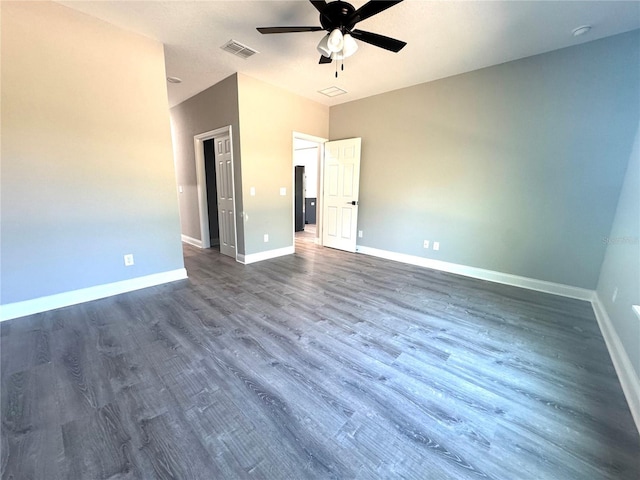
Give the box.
[320,1,358,32]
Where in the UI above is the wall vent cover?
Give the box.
[221,39,259,59]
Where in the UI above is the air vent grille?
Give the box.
[318,86,347,97]
[221,39,259,59]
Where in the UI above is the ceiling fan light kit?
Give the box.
[258,0,406,77]
[317,32,358,60]
[317,35,332,56]
[341,33,358,57]
[328,28,344,52]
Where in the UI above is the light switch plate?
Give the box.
[280,187,286,196]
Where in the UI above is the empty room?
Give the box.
[1,1,639,479]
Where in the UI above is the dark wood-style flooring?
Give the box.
[1,236,638,479]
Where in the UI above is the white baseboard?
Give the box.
[237,246,295,265]
[592,294,640,434]
[181,234,203,248]
[356,245,594,301]
[0,268,188,322]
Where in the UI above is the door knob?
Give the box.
[347,201,358,205]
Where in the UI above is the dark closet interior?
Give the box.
[295,165,305,232]
[203,138,220,247]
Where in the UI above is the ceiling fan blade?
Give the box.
[350,29,406,52]
[309,0,327,14]
[319,55,333,64]
[348,1,403,24]
[257,26,324,34]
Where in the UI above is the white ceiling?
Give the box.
[58,1,640,108]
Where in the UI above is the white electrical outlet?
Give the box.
[250,187,256,196]
[423,240,430,249]
[279,187,286,196]
[433,241,440,251]
[358,230,363,238]
[264,234,269,243]
[612,287,618,303]
[124,254,134,266]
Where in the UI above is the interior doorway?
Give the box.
[194,126,238,260]
[292,132,326,250]
[203,139,220,249]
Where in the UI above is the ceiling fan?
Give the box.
[257,0,406,69]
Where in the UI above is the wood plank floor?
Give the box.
[1,237,638,479]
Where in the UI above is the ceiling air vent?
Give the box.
[221,39,259,59]
[318,86,347,97]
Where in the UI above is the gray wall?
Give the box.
[597,122,640,377]
[1,2,184,305]
[237,74,329,255]
[330,31,640,289]
[170,74,244,253]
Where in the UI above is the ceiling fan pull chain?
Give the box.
[335,60,338,78]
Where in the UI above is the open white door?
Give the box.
[214,135,237,258]
[322,138,361,252]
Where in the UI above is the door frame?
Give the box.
[292,132,327,249]
[194,126,237,259]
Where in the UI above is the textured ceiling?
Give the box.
[57,1,640,108]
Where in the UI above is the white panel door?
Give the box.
[214,135,236,258]
[322,138,361,252]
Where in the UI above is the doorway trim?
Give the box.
[194,126,237,259]
[292,132,327,249]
